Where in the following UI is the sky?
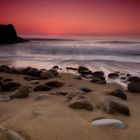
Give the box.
[0,0,140,35]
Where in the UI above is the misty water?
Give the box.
[0,35,140,76]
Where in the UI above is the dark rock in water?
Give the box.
[2,82,21,92]
[108,89,127,100]
[0,65,13,73]
[45,81,63,88]
[33,84,52,91]
[3,78,13,83]
[120,76,127,80]
[108,73,119,79]
[103,96,130,116]
[92,71,104,78]
[78,66,91,75]
[128,76,140,83]
[69,94,94,111]
[10,87,30,99]
[52,65,59,69]
[0,24,27,44]
[23,67,41,77]
[66,67,78,71]
[80,87,92,93]
[128,82,140,93]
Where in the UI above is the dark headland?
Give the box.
[0,24,27,44]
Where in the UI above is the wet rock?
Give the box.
[10,87,30,99]
[97,80,106,84]
[108,73,119,79]
[92,71,104,78]
[45,81,63,88]
[0,65,13,73]
[103,96,130,116]
[91,119,125,128]
[52,65,59,69]
[2,81,21,92]
[69,94,94,111]
[128,82,140,93]
[108,89,127,100]
[66,67,78,71]
[78,66,91,75]
[0,126,25,140]
[128,76,140,83]
[33,84,52,91]
[23,67,41,77]
[34,95,49,101]
[80,87,92,93]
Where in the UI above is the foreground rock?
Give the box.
[91,119,125,128]
[108,89,127,100]
[108,73,119,79]
[45,81,63,88]
[10,87,30,99]
[0,24,27,44]
[128,76,140,83]
[0,126,24,140]
[69,94,94,111]
[2,81,21,92]
[128,82,140,93]
[33,84,52,91]
[103,96,130,116]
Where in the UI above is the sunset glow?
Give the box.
[0,0,140,35]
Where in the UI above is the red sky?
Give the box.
[0,0,140,35]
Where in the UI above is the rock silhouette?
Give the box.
[0,24,27,44]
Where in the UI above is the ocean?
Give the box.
[0,35,140,75]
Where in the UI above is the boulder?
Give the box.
[108,73,119,79]
[91,119,125,128]
[2,81,21,92]
[128,76,140,83]
[10,87,30,99]
[69,94,94,111]
[108,89,127,100]
[78,66,91,75]
[0,126,24,140]
[128,82,140,93]
[91,78,106,84]
[52,65,59,69]
[92,71,104,78]
[33,84,52,91]
[23,67,41,77]
[103,96,130,116]
[48,69,59,76]
[0,24,27,44]
[45,81,63,88]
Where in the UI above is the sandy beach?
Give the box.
[0,65,140,140]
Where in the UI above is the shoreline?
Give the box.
[0,65,140,140]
